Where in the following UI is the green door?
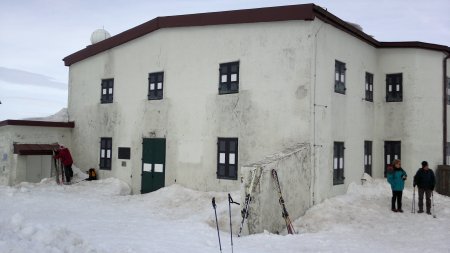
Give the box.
[141,138,166,193]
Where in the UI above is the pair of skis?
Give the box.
[238,168,295,236]
[238,168,258,237]
[212,194,240,253]
[53,150,67,185]
[212,168,295,252]
[271,169,296,235]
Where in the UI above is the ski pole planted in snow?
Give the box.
[432,192,436,218]
[228,193,240,253]
[212,197,222,253]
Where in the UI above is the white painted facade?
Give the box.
[68,21,315,194]
[65,6,449,206]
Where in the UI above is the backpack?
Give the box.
[88,168,97,180]
[387,164,394,173]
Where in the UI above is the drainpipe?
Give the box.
[443,53,450,165]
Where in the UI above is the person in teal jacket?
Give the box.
[387,159,407,212]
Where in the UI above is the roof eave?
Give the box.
[0,120,75,128]
[379,41,450,54]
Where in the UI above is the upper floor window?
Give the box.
[333,142,345,185]
[101,79,114,104]
[219,61,239,94]
[335,60,346,94]
[100,137,112,170]
[148,72,164,100]
[365,72,374,102]
[217,138,238,180]
[386,73,402,102]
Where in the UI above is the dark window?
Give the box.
[148,72,164,100]
[365,72,374,102]
[386,73,402,102]
[219,62,239,94]
[100,138,112,170]
[447,78,450,105]
[335,60,346,94]
[333,142,345,185]
[446,142,450,165]
[364,141,372,176]
[217,138,238,180]
[101,79,114,103]
[384,141,401,177]
[118,147,131,160]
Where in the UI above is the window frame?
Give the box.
[100,79,114,104]
[219,61,239,95]
[334,60,346,94]
[100,137,112,170]
[148,72,164,100]
[386,73,403,102]
[333,142,345,185]
[217,138,238,180]
[365,72,374,102]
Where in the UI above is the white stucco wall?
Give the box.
[67,15,449,200]
[68,21,315,194]
[310,19,448,202]
[378,49,446,179]
[0,128,12,185]
[311,19,379,201]
[0,125,72,185]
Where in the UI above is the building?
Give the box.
[61,4,450,201]
[2,4,448,216]
[0,120,73,185]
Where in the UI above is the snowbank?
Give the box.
[0,177,449,252]
[0,213,101,253]
[23,108,68,122]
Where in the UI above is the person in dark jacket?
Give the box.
[413,161,436,214]
[387,159,407,212]
[54,145,74,183]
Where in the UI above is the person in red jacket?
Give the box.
[54,145,74,183]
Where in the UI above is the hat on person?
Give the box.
[421,161,428,167]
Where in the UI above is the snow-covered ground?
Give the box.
[0,175,449,253]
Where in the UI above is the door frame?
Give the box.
[141,138,166,194]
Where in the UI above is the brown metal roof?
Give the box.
[13,143,60,155]
[0,120,75,128]
[63,3,450,67]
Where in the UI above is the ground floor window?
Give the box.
[217,138,238,180]
[364,141,372,176]
[333,142,345,185]
[384,141,401,177]
[447,142,450,165]
[100,138,112,170]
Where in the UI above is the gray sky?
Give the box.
[0,0,449,121]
